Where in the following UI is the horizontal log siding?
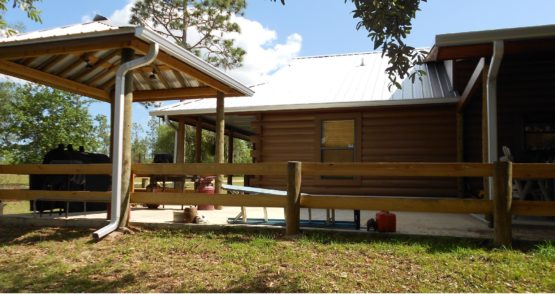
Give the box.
[252,104,459,197]
[361,104,457,197]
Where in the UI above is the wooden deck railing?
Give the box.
[1,161,554,246]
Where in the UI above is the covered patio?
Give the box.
[0,17,253,238]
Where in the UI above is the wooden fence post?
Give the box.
[286,161,302,235]
[0,200,4,216]
[493,160,512,247]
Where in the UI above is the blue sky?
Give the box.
[4,0,555,133]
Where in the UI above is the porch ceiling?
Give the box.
[0,19,253,103]
[166,114,255,140]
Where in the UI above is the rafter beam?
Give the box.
[87,59,122,87]
[72,49,120,82]
[133,87,218,102]
[152,63,171,88]
[0,59,109,101]
[40,54,69,72]
[57,52,92,77]
[137,70,158,90]
[457,58,485,112]
[0,34,135,60]
[172,69,188,88]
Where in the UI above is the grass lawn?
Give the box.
[0,174,28,186]
[0,226,553,292]
[1,200,30,214]
[0,174,29,215]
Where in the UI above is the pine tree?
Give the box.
[130,0,246,69]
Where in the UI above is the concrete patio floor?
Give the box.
[2,205,554,242]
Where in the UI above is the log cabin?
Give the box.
[151,24,555,199]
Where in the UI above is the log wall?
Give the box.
[250,103,459,197]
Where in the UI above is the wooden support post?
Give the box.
[493,161,512,247]
[195,117,202,163]
[214,92,225,209]
[176,119,185,163]
[119,48,134,228]
[456,112,464,197]
[175,119,186,191]
[227,133,234,185]
[286,161,302,235]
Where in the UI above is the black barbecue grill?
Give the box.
[29,144,110,215]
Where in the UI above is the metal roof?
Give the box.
[0,19,253,101]
[150,51,457,117]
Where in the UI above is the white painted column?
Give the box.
[486,40,504,199]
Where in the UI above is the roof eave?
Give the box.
[435,24,555,47]
[0,27,137,48]
[149,97,459,117]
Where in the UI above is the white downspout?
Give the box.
[93,43,159,240]
[487,40,504,200]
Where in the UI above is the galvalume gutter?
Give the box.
[93,43,160,240]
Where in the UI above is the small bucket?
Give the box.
[173,211,185,223]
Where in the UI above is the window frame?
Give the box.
[315,112,362,185]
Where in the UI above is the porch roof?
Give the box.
[0,17,253,102]
[427,24,555,61]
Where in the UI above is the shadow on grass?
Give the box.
[187,269,306,293]
[0,261,137,293]
[155,226,546,254]
[0,226,92,245]
[228,271,305,293]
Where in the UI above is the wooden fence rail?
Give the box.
[133,163,288,177]
[1,161,555,246]
[0,164,111,175]
[302,162,494,177]
[301,195,492,214]
[131,192,287,208]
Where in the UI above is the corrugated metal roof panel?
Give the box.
[0,19,253,98]
[0,21,129,44]
[151,52,457,116]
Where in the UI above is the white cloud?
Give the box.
[225,16,302,85]
[80,0,137,26]
[81,1,302,86]
[109,0,139,26]
[81,14,92,23]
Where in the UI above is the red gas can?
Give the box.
[196,176,215,210]
[376,210,396,232]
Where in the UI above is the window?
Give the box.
[524,123,555,151]
[315,114,361,183]
[523,114,555,152]
[321,119,355,162]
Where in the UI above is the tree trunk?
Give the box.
[182,0,188,48]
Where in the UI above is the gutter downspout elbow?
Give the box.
[486,40,504,200]
[93,43,159,240]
